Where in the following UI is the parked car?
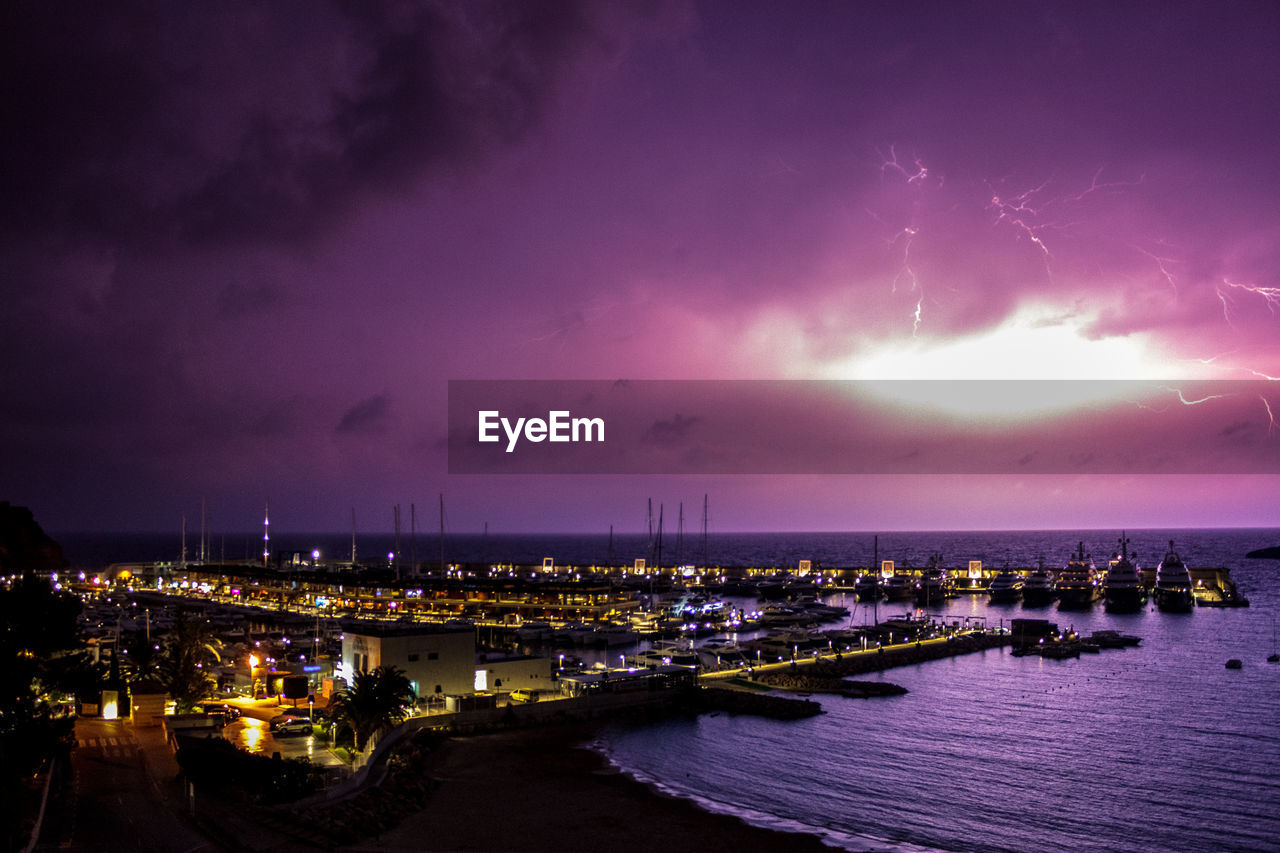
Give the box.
[197,703,241,722]
[269,717,313,737]
[509,689,539,703]
[279,706,329,721]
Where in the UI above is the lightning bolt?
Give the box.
[1217,278,1280,321]
[878,144,930,184]
[1062,167,1145,202]
[1215,286,1236,328]
[987,179,1056,275]
[887,226,918,294]
[987,169,1143,282]
[1261,396,1277,436]
[1133,246,1179,295]
[1162,387,1225,405]
[873,146,937,335]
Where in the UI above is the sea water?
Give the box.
[590,530,1280,853]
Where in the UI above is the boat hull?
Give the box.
[1154,587,1194,613]
[1104,588,1146,613]
[1056,587,1100,609]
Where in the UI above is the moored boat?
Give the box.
[882,573,914,602]
[1154,540,1195,613]
[1056,543,1101,610]
[853,573,882,601]
[1103,533,1146,613]
[1021,559,1056,607]
[987,568,1024,604]
[914,555,952,607]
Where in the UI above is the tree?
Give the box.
[329,665,416,752]
[0,571,82,851]
[159,611,222,713]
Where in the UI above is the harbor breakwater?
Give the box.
[748,631,1009,696]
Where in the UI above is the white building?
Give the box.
[338,623,475,700]
[473,652,554,694]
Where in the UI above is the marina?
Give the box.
[49,527,1280,853]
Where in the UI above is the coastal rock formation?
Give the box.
[0,502,67,571]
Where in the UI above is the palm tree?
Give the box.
[159,611,223,713]
[329,665,416,751]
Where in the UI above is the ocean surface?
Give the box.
[58,528,1280,852]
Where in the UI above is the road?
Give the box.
[34,718,223,853]
[219,715,344,766]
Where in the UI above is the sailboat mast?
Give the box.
[410,502,417,579]
[646,498,654,565]
[351,508,357,566]
[262,499,270,568]
[701,494,709,570]
[393,504,401,579]
[438,493,445,574]
[655,504,664,570]
[676,502,684,567]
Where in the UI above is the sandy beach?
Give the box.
[345,726,837,853]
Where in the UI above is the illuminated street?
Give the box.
[220,715,345,766]
[34,718,221,853]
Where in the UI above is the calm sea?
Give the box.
[58,528,1280,852]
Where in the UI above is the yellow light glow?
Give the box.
[832,305,1200,419]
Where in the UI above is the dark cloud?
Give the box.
[643,414,699,445]
[217,279,283,320]
[0,1,603,248]
[337,393,391,434]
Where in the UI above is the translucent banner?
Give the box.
[447,380,1280,474]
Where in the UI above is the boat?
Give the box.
[882,573,914,602]
[1226,659,1243,669]
[1103,533,1146,613]
[1021,559,1056,607]
[756,580,787,600]
[514,620,553,642]
[853,573,881,601]
[1154,540,1195,613]
[1088,630,1141,648]
[986,568,1024,604]
[914,555,952,607]
[1056,543,1101,610]
[590,623,638,647]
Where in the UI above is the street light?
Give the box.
[248,654,261,698]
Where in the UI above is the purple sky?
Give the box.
[4,1,1280,535]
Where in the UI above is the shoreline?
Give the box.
[346,725,840,853]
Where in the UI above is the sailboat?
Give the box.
[1269,616,1278,663]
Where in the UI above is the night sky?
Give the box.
[4,1,1280,535]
